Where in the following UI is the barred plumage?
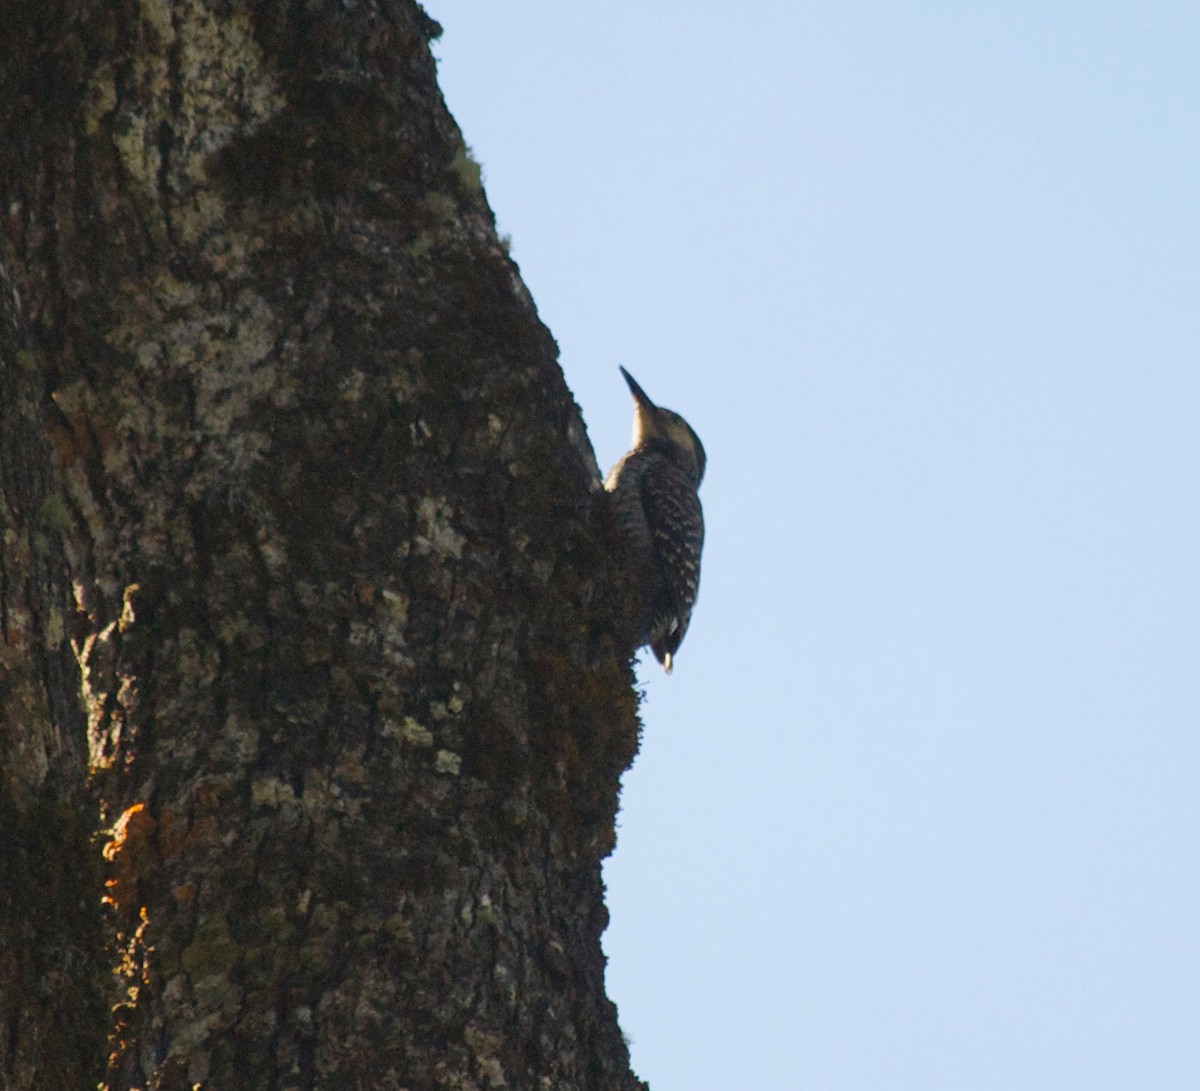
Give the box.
[604,367,706,673]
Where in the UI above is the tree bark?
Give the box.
[0,2,645,1088]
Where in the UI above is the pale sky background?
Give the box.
[426,5,1200,1088]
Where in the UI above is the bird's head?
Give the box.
[620,366,706,484]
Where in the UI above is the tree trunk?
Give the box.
[0,2,645,1088]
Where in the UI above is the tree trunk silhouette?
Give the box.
[0,3,645,1088]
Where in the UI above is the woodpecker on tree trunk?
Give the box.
[604,367,706,673]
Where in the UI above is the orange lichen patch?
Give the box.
[102,803,149,861]
[102,803,157,910]
[110,906,152,1038]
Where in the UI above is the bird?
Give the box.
[604,366,706,673]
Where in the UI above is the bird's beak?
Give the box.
[619,366,657,411]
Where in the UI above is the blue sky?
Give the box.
[427,4,1200,1088]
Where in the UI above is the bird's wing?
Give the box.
[643,462,705,660]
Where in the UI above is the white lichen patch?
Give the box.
[215,614,250,647]
[382,716,434,748]
[176,8,284,173]
[111,108,163,232]
[221,713,259,765]
[380,588,409,623]
[183,290,280,428]
[464,1024,508,1088]
[403,717,434,747]
[347,620,377,651]
[41,606,65,650]
[381,639,417,675]
[300,771,363,819]
[139,0,173,40]
[254,526,289,575]
[332,747,368,786]
[414,496,465,558]
[429,692,465,720]
[251,776,295,807]
[340,368,367,403]
[95,279,283,504]
[81,63,118,137]
[111,1,285,250]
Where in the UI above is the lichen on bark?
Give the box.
[1,1,646,1088]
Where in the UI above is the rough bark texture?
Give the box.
[0,2,646,1088]
[0,257,108,1091]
